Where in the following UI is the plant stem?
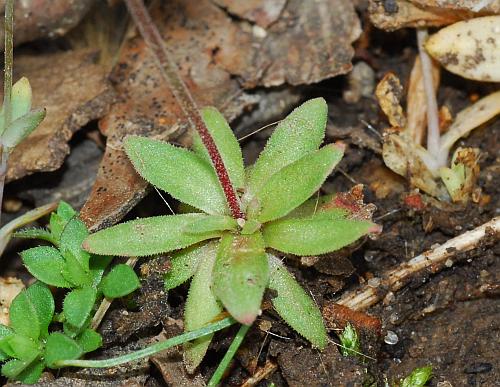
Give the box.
[0,0,14,225]
[208,324,250,386]
[91,256,138,330]
[123,0,244,219]
[336,216,500,311]
[417,28,442,169]
[53,316,236,368]
[0,201,58,255]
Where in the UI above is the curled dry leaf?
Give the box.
[81,0,361,229]
[425,16,500,82]
[0,277,24,326]
[4,49,114,181]
[375,73,407,128]
[368,0,474,31]
[0,0,94,49]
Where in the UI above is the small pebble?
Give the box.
[445,259,454,267]
[384,330,399,345]
[368,277,381,287]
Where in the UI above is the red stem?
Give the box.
[124,0,244,219]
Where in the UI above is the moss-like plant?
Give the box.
[83,98,379,371]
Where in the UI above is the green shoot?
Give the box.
[400,365,433,387]
[338,323,361,357]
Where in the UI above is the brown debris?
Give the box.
[375,72,407,129]
[322,303,382,335]
[0,277,24,326]
[5,49,114,182]
[212,0,287,28]
[81,0,361,229]
[0,0,94,49]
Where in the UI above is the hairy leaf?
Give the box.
[60,217,90,272]
[83,214,222,257]
[101,264,140,298]
[193,106,245,189]
[254,144,343,222]
[245,98,327,198]
[1,109,46,150]
[9,283,54,340]
[0,334,40,361]
[61,251,92,287]
[212,233,269,325]
[11,77,33,122]
[183,249,222,373]
[63,287,97,330]
[77,329,102,353]
[13,228,56,245]
[89,255,113,288]
[1,358,43,384]
[124,136,228,215]
[262,211,375,255]
[183,215,237,234]
[21,246,72,288]
[268,254,327,349]
[164,241,217,291]
[0,325,13,361]
[45,332,83,368]
[49,201,76,242]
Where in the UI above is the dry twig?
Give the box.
[337,217,500,311]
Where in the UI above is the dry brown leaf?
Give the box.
[407,55,440,145]
[212,0,287,28]
[0,277,24,326]
[5,49,114,182]
[375,73,407,128]
[411,0,500,13]
[0,0,94,48]
[368,0,476,31]
[425,16,500,82]
[81,0,361,229]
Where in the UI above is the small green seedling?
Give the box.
[339,323,361,357]
[399,365,433,387]
[84,98,379,372]
[0,202,140,383]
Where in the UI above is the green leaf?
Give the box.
[45,332,83,368]
[401,365,433,387]
[9,282,54,340]
[0,334,40,361]
[77,329,102,353]
[83,214,222,257]
[49,201,77,242]
[11,77,32,122]
[61,250,93,287]
[253,144,344,222]
[183,215,237,234]
[192,106,245,189]
[268,254,328,349]
[245,98,327,198]
[1,108,45,150]
[63,287,97,330]
[212,233,269,325]
[13,228,56,244]
[164,242,217,291]
[60,217,91,272]
[21,246,72,287]
[101,264,140,298]
[89,255,113,288]
[2,358,43,383]
[262,210,376,255]
[339,323,360,356]
[0,325,13,361]
[183,248,222,373]
[124,135,228,215]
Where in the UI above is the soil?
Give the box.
[0,8,498,387]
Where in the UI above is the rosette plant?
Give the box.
[83,98,379,371]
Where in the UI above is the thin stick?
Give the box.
[54,317,236,368]
[91,256,139,330]
[417,29,441,169]
[208,324,250,386]
[124,0,243,219]
[337,216,500,311]
[0,0,14,225]
[240,360,278,387]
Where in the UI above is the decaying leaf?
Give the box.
[81,0,361,229]
[375,73,407,129]
[0,0,94,49]
[212,0,287,28]
[425,16,500,82]
[4,49,114,182]
[368,0,473,31]
[0,277,24,326]
[411,0,500,13]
